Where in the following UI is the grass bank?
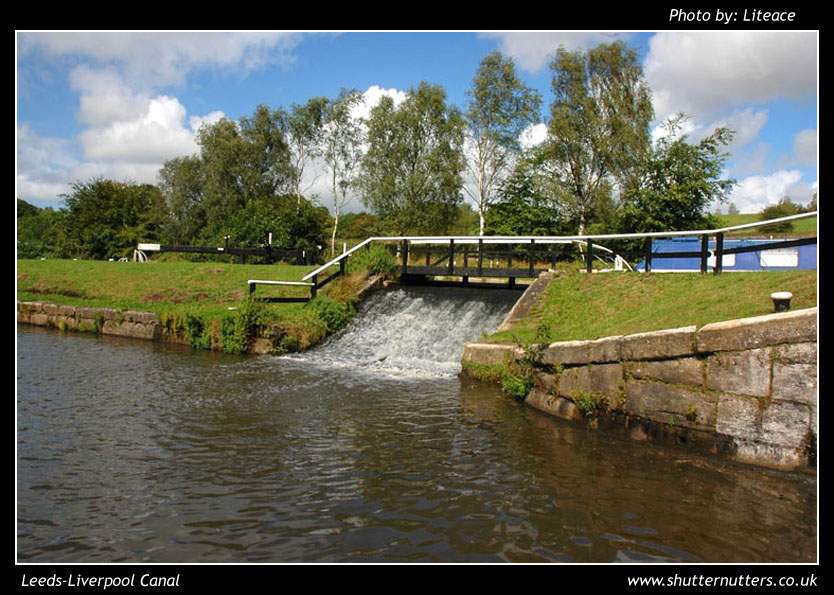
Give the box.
[487,269,817,345]
[17,259,380,354]
[717,213,817,238]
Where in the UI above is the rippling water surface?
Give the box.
[17,287,816,562]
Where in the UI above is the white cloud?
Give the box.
[479,32,632,72]
[728,170,816,212]
[21,31,302,89]
[791,128,817,166]
[17,125,77,201]
[519,122,547,149]
[350,85,408,122]
[79,96,200,163]
[703,108,768,150]
[189,111,226,134]
[645,32,817,121]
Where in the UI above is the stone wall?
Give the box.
[462,308,817,470]
[18,301,163,340]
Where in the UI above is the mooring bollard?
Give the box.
[770,291,793,312]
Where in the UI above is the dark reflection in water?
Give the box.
[17,325,815,562]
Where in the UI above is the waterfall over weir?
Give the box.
[285,286,518,378]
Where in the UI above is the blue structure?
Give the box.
[635,237,817,272]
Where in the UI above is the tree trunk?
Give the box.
[479,210,486,236]
[331,211,339,258]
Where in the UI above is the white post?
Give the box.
[343,242,347,255]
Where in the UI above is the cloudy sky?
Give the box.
[17,31,817,214]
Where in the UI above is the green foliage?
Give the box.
[220,298,266,354]
[360,82,465,234]
[338,212,384,240]
[501,373,533,401]
[486,154,572,236]
[17,198,40,219]
[347,244,398,278]
[59,179,169,260]
[618,115,735,235]
[573,391,608,418]
[17,206,71,259]
[759,198,801,233]
[465,51,541,234]
[308,296,356,334]
[545,41,653,234]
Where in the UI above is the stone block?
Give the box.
[525,389,583,421]
[705,348,771,397]
[102,320,161,340]
[621,326,696,360]
[77,307,101,320]
[761,401,811,449]
[772,362,817,406]
[57,304,77,317]
[124,310,158,325]
[461,343,520,366]
[623,380,716,429]
[732,440,805,470]
[696,308,816,353]
[715,393,761,439]
[533,372,558,393]
[586,336,623,363]
[558,363,623,400]
[542,340,592,366]
[627,357,703,387]
[29,313,49,326]
[774,342,817,365]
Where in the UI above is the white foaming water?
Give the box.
[284,286,518,379]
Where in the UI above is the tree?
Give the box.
[360,82,465,234]
[158,155,205,244]
[617,115,736,233]
[464,52,541,235]
[544,41,653,235]
[62,179,169,259]
[17,198,40,219]
[485,154,573,236]
[322,90,364,256]
[17,206,70,259]
[285,97,328,201]
[197,105,293,238]
[759,197,801,233]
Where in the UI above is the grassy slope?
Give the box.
[717,213,817,237]
[488,270,817,345]
[17,259,317,322]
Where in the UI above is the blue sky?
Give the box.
[17,31,818,213]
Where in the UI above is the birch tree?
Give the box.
[286,97,328,203]
[322,90,364,256]
[544,41,653,236]
[464,52,540,235]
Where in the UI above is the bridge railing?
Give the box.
[301,211,817,285]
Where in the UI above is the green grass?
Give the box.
[488,269,817,345]
[16,259,366,352]
[717,213,817,238]
[17,259,316,320]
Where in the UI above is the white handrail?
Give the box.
[301,211,816,281]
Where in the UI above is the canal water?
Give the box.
[17,287,816,563]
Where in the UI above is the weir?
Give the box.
[284,285,518,378]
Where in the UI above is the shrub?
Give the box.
[220,298,265,354]
[308,296,355,334]
[347,244,398,278]
[501,372,533,401]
